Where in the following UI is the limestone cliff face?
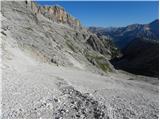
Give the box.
[30,1,81,28]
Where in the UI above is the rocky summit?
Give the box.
[30,1,81,28]
[1,1,159,119]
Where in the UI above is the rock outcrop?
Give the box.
[86,34,121,59]
[30,1,81,28]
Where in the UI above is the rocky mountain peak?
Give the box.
[30,1,81,28]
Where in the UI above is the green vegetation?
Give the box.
[24,27,33,31]
[111,47,121,59]
[85,51,112,72]
[85,53,103,60]
[65,41,77,53]
[98,62,110,72]
[64,35,69,39]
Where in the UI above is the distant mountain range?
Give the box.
[89,19,159,49]
[89,20,159,77]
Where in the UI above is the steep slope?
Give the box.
[89,19,159,49]
[1,1,159,119]
[111,38,159,77]
[1,1,116,74]
[86,34,121,59]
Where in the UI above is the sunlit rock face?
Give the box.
[30,1,81,28]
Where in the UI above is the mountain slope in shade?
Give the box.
[89,19,159,49]
[89,20,159,77]
[111,38,159,77]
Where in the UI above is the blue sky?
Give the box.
[36,1,159,27]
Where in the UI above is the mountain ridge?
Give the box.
[29,1,81,28]
[89,19,159,48]
[1,1,119,75]
[89,19,159,77]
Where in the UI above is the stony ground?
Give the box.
[1,45,159,118]
[1,1,159,119]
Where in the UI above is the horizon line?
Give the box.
[86,18,159,28]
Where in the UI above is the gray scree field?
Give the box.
[1,1,159,119]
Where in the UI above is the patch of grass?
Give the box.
[98,62,111,72]
[64,35,69,39]
[111,47,121,58]
[85,51,112,72]
[24,27,33,31]
[65,41,77,53]
[85,52,106,61]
